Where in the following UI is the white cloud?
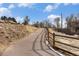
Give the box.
[8,3,35,9]
[8,4,15,9]
[15,16,24,23]
[44,5,53,12]
[47,14,60,25]
[64,3,78,6]
[72,3,78,5]
[47,14,66,28]
[44,4,60,12]
[64,3,70,6]
[48,14,60,20]
[18,3,35,8]
[0,7,12,16]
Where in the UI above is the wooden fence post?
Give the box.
[46,27,49,43]
[53,33,55,48]
[47,28,49,42]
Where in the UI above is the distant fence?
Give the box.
[45,28,79,56]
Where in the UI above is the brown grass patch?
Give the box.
[0,23,37,55]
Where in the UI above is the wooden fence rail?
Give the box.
[45,28,79,56]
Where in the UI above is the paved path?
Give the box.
[2,28,61,56]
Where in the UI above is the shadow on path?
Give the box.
[32,29,43,56]
[40,29,55,56]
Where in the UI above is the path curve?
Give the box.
[2,28,62,56]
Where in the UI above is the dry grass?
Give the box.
[49,28,79,55]
[0,23,37,55]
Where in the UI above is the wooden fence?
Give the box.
[45,28,79,56]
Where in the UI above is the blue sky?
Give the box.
[0,3,79,24]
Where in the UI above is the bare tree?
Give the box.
[61,13,63,29]
[23,16,30,25]
[54,17,60,29]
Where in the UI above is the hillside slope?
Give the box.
[0,22,37,55]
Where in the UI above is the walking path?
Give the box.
[2,28,62,56]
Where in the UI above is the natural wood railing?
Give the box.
[45,28,79,56]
